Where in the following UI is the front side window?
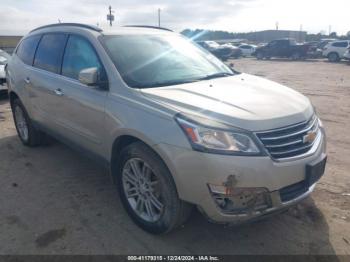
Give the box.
[62,35,103,80]
[16,35,41,65]
[33,33,67,74]
[101,34,233,88]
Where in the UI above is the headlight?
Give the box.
[175,115,260,155]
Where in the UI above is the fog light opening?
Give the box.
[208,184,272,214]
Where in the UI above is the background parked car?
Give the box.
[197,41,233,61]
[239,44,257,57]
[0,49,11,89]
[220,43,242,58]
[253,39,311,60]
[317,39,338,50]
[305,41,322,58]
[343,46,350,63]
[322,40,350,62]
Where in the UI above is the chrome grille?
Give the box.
[256,116,320,159]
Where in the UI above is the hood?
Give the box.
[140,73,313,131]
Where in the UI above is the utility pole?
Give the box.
[107,5,115,27]
[158,8,161,28]
[329,25,332,36]
[275,21,279,30]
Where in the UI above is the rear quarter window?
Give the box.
[33,33,67,74]
[16,35,41,65]
[332,42,348,48]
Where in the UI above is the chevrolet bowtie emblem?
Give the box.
[303,131,317,144]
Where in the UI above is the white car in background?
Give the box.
[0,49,11,90]
[322,40,350,62]
[239,44,257,57]
[343,47,350,62]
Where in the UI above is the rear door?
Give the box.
[332,41,349,57]
[26,33,68,130]
[53,34,108,156]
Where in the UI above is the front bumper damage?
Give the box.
[154,127,326,224]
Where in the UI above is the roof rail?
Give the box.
[30,23,103,33]
[123,25,173,32]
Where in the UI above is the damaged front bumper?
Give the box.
[154,128,326,224]
[203,182,316,224]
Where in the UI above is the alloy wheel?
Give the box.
[122,158,164,222]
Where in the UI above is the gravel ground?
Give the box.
[0,58,349,255]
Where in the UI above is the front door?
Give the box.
[53,34,108,156]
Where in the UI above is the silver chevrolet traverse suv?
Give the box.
[6,23,327,234]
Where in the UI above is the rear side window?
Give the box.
[332,41,348,48]
[33,33,67,74]
[61,35,103,80]
[16,35,41,65]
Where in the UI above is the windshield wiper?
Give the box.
[132,72,234,89]
[198,72,234,81]
[136,79,200,88]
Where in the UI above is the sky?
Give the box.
[0,0,349,36]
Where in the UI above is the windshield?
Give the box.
[101,34,233,88]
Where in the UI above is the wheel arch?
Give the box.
[110,133,187,200]
[328,52,340,61]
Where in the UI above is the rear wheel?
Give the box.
[116,142,192,234]
[12,99,45,146]
[328,52,340,62]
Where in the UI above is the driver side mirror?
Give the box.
[78,67,99,86]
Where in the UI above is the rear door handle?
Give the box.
[54,88,64,96]
[24,77,30,84]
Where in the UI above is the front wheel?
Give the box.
[116,142,192,234]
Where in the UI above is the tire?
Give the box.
[11,98,45,147]
[256,52,264,60]
[115,142,192,234]
[328,52,340,62]
[291,52,301,60]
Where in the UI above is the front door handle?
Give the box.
[24,77,30,84]
[54,88,64,96]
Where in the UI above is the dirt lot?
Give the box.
[0,58,349,255]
